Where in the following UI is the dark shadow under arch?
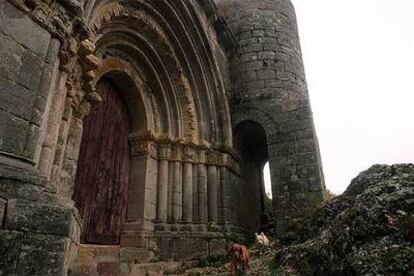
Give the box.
[94,63,149,133]
[234,120,272,233]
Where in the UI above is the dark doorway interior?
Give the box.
[73,77,130,245]
[234,120,270,232]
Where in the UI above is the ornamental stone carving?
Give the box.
[183,146,197,163]
[130,140,157,157]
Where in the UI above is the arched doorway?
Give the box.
[234,120,271,232]
[73,77,130,245]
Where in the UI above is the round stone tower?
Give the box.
[216,0,326,234]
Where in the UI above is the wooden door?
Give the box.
[73,77,130,244]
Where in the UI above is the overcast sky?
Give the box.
[264,0,414,196]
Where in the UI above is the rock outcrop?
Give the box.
[273,164,414,275]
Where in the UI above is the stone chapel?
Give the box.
[0,0,326,274]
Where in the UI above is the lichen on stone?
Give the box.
[273,164,414,275]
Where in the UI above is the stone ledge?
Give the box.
[0,153,46,187]
[0,230,24,275]
[0,197,5,228]
[154,236,227,261]
[5,199,80,242]
[0,230,72,276]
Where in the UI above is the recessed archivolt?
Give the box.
[146,0,220,144]
[84,0,234,149]
[88,1,200,143]
[93,57,150,133]
[95,43,176,137]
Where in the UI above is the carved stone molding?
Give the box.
[169,143,182,162]
[127,131,240,171]
[59,37,79,73]
[130,140,157,158]
[158,144,171,160]
[207,150,222,166]
[9,0,87,41]
[78,39,102,97]
[61,37,101,118]
[183,146,197,163]
[89,1,199,143]
[129,129,162,144]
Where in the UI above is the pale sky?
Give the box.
[265,0,414,196]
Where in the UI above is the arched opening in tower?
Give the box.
[234,120,273,234]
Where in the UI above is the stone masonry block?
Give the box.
[120,247,153,264]
[241,52,258,62]
[17,234,71,275]
[0,32,24,81]
[17,242,68,276]
[156,237,176,261]
[0,75,36,121]
[0,230,24,275]
[257,69,276,80]
[0,197,5,227]
[17,50,44,90]
[175,238,209,260]
[209,238,227,258]
[0,1,51,57]
[5,199,77,238]
[0,110,30,155]
[97,262,121,276]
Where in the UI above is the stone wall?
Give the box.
[0,0,241,274]
[0,2,80,275]
[0,1,58,162]
[217,0,326,233]
[0,161,81,275]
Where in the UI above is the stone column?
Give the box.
[182,162,193,222]
[217,167,222,223]
[220,166,230,223]
[172,161,182,221]
[198,163,207,222]
[207,165,218,222]
[57,99,92,199]
[230,172,239,225]
[38,72,68,178]
[192,164,199,221]
[157,147,168,222]
[32,38,61,163]
[167,161,174,220]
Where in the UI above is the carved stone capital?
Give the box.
[59,37,79,73]
[158,144,171,160]
[222,154,241,175]
[73,99,91,120]
[198,150,207,163]
[57,0,84,17]
[129,130,160,143]
[207,150,222,166]
[131,140,157,157]
[80,54,101,72]
[170,144,183,161]
[10,0,84,41]
[183,146,197,163]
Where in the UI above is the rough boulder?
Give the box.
[273,164,414,275]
